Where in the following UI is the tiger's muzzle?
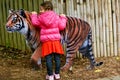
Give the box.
[6,25,16,32]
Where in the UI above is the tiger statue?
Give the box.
[5,9,103,71]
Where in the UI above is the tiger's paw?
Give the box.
[30,59,42,70]
[31,64,42,70]
[86,65,94,70]
[61,66,69,72]
[95,62,103,66]
[61,64,71,72]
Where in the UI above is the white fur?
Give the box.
[19,21,28,35]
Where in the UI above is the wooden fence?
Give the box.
[0,0,120,57]
[50,0,120,57]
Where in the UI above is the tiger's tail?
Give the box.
[94,62,103,66]
[86,29,103,69]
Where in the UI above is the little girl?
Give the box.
[30,1,67,80]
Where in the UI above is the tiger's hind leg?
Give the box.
[79,40,94,69]
[61,52,76,71]
[79,30,103,70]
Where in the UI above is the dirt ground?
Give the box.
[0,46,120,80]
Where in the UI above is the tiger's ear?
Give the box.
[19,9,27,18]
[9,9,14,14]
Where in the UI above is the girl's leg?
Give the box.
[54,53,61,74]
[45,54,53,75]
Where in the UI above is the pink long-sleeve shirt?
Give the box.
[30,11,67,42]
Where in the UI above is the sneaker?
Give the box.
[46,75,54,80]
[49,75,54,80]
[54,73,60,80]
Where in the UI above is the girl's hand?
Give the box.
[60,14,66,17]
[31,11,37,14]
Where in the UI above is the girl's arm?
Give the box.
[58,14,67,31]
[30,12,40,27]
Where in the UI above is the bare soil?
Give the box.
[0,46,120,80]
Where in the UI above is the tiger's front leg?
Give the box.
[30,58,42,70]
[61,53,75,71]
[30,46,42,70]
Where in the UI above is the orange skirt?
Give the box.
[41,40,64,57]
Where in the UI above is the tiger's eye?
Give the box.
[12,17,17,23]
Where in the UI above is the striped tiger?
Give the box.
[6,9,103,71]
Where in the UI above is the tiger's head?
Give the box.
[6,9,29,34]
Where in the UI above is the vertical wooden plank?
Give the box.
[68,0,74,16]
[89,0,97,57]
[112,0,118,56]
[79,0,84,19]
[0,0,2,45]
[77,0,80,18]
[39,0,44,6]
[23,0,28,10]
[118,0,120,55]
[105,0,110,56]
[1,0,7,46]
[94,0,100,57]
[83,0,87,21]
[28,0,34,11]
[66,0,69,15]
[33,0,39,12]
[108,0,114,56]
[54,0,59,13]
[101,0,107,57]
[55,0,60,14]
[63,0,66,14]
[71,0,74,16]
[59,0,64,14]
[38,0,44,12]
[98,0,104,57]
[66,0,70,16]
[86,0,90,23]
[114,0,119,56]
[18,0,23,9]
[73,0,77,17]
